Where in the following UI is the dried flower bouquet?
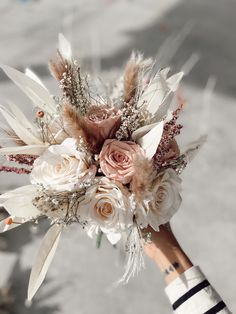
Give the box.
[0,34,205,301]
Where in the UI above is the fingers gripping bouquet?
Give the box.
[0,34,205,301]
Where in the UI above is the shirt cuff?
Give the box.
[165,266,231,313]
[165,266,206,304]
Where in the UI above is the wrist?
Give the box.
[152,244,193,284]
[143,225,193,284]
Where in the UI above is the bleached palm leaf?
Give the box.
[181,53,200,75]
[160,67,170,79]
[0,144,48,155]
[184,135,207,162]
[6,102,38,136]
[152,91,174,123]
[166,71,184,92]
[146,71,183,123]
[58,33,72,61]
[28,224,63,301]
[138,121,164,159]
[131,122,160,141]
[0,185,36,200]
[138,73,169,114]
[0,106,42,144]
[154,23,193,70]
[0,185,40,218]
[0,64,56,114]
[25,68,48,90]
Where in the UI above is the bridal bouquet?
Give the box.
[0,34,205,301]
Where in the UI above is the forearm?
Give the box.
[143,225,232,313]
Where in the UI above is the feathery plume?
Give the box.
[48,51,68,82]
[130,155,155,201]
[63,103,102,153]
[62,103,83,141]
[123,53,141,103]
[123,52,151,104]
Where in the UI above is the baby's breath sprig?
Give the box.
[32,188,85,221]
[115,103,151,140]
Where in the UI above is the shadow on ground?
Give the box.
[1,0,236,97]
[99,0,236,96]
[8,260,60,314]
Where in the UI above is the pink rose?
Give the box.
[99,139,144,184]
[81,106,121,153]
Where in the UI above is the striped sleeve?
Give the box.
[165,266,232,314]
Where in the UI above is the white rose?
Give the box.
[78,177,133,244]
[30,138,96,192]
[146,168,182,231]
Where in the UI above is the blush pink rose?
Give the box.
[81,106,121,153]
[99,139,144,184]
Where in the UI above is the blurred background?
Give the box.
[0,0,236,313]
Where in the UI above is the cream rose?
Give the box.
[78,178,133,244]
[81,105,121,152]
[147,168,182,231]
[30,138,96,192]
[99,139,144,184]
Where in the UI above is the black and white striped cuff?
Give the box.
[165,266,231,313]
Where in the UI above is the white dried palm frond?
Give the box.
[25,68,48,90]
[0,185,41,219]
[58,33,72,62]
[184,135,207,163]
[135,121,164,159]
[0,124,26,146]
[0,102,44,150]
[0,144,48,156]
[138,70,184,120]
[28,224,63,301]
[0,64,56,114]
[0,99,66,155]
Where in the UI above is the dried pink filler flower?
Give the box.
[154,105,183,169]
[7,154,37,166]
[0,166,31,174]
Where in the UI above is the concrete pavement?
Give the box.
[0,0,236,313]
